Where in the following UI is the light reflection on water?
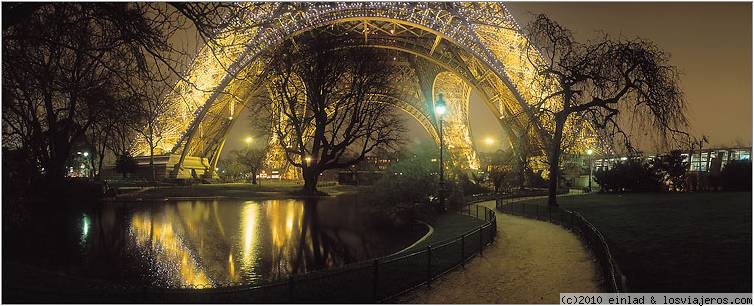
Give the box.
[7,197,417,288]
[120,198,394,287]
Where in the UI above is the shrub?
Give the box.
[594,159,664,192]
[367,143,470,221]
[722,160,752,191]
[371,154,439,207]
[458,172,490,196]
[652,150,689,191]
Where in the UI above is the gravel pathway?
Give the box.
[399,200,601,304]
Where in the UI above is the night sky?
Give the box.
[223,2,753,157]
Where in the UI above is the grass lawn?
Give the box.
[517,192,752,293]
[402,213,485,253]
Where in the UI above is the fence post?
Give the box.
[460,235,465,267]
[548,206,552,222]
[372,259,379,302]
[476,205,479,219]
[479,226,484,255]
[492,211,497,238]
[426,246,432,287]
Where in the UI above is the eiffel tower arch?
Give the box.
[130,2,593,179]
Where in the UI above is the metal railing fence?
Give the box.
[496,200,626,293]
[6,204,497,303]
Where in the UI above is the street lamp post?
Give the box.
[586,149,594,192]
[435,94,447,210]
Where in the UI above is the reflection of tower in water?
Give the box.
[237,202,261,282]
[124,199,387,287]
[128,207,212,287]
[263,199,305,279]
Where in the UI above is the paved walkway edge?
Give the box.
[390,221,433,256]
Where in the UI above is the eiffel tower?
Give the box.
[130,2,594,179]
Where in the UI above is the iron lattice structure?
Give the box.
[130,2,595,178]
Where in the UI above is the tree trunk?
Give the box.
[149,145,155,182]
[97,154,105,178]
[547,118,566,207]
[251,171,257,184]
[302,167,319,193]
[519,157,527,190]
[46,141,71,192]
[46,161,67,190]
[148,124,156,182]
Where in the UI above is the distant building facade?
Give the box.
[337,154,400,185]
[576,147,752,191]
[592,147,752,173]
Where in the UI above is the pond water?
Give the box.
[4,197,422,288]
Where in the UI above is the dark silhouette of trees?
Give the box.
[216,157,244,183]
[2,3,259,191]
[259,35,406,193]
[487,150,515,193]
[594,158,664,192]
[115,153,138,178]
[2,3,199,190]
[653,150,689,191]
[233,148,267,185]
[524,14,687,206]
[722,160,752,191]
[131,80,172,182]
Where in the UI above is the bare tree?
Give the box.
[524,14,687,206]
[1,3,198,188]
[131,79,173,181]
[2,3,318,192]
[258,36,406,193]
[233,148,267,185]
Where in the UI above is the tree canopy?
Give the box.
[256,35,406,192]
[523,14,687,206]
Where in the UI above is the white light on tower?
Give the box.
[587,149,594,155]
[434,93,447,116]
[434,104,446,116]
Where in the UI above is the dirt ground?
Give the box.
[399,200,601,304]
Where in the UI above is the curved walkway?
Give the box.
[399,200,600,304]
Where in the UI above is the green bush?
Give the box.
[366,143,471,223]
[371,155,439,206]
[722,160,752,191]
